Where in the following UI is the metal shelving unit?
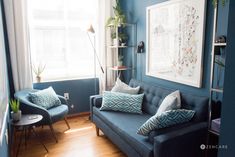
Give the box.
[208,2,226,136]
[105,23,136,90]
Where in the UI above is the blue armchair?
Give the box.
[14,89,70,143]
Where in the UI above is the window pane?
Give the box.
[27,0,98,81]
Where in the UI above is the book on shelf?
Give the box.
[111,66,128,70]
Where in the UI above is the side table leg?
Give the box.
[16,127,25,157]
[31,126,49,153]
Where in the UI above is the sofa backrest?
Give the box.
[129,79,208,122]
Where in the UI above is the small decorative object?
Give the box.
[137,41,145,53]
[215,35,226,43]
[118,55,124,66]
[32,63,46,83]
[10,99,21,122]
[146,0,206,87]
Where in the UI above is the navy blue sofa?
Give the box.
[90,79,208,157]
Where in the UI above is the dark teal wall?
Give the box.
[219,0,235,156]
[0,113,9,157]
[34,78,98,114]
[121,0,229,97]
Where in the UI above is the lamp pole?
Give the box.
[87,25,104,95]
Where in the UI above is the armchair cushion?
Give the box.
[48,104,69,123]
[29,87,61,109]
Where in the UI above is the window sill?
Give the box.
[33,76,98,84]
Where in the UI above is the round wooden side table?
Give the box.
[11,114,48,157]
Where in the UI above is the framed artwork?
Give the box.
[146,0,206,87]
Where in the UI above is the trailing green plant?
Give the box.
[32,63,46,77]
[111,31,128,41]
[212,0,228,8]
[118,55,124,61]
[10,99,20,113]
[106,0,126,28]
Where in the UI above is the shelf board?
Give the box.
[208,129,220,136]
[108,45,135,48]
[108,66,132,71]
[214,43,226,46]
[211,88,223,93]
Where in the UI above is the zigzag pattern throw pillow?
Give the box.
[137,109,195,136]
[100,91,144,114]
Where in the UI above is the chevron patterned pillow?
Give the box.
[100,91,144,114]
[137,109,195,136]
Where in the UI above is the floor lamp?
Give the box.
[87,25,104,95]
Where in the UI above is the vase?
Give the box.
[36,76,41,83]
[11,110,22,122]
[113,38,119,46]
[117,61,123,66]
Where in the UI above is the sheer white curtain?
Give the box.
[97,0,116,93]
[3,0,33,91]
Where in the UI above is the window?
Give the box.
[27,0,98,81]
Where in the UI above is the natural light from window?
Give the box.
[27,0,98,82]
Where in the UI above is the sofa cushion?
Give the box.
[137,109,195,136]
[129,79,209,122]
[111,78,140,94]
[156,90,181,116]
[100,91,144,114]
[93,107,153,157]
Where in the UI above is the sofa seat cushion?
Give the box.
[48,104,68,123]
[93,107,153,157]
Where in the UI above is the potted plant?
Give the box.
[32,63,46,83]
[212,0,227,7]
[118,55,124,66]
[106,0,128,46]
[10,99,21,122]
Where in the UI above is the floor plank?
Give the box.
[13,116,126,157]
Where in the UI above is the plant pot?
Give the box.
[11,110,22,122]
[113,38,119,46]
[117,61,123,66]
[36,76,41,83]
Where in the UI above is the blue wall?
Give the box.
[34,78,98,114]
[219,0,235,156]
[121,0,229,97]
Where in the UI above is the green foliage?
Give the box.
[111,31,128,41]
[212,0,228,7]
[106,0,127,28]
[10,99,20,113]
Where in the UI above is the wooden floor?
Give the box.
[13,116,126,157]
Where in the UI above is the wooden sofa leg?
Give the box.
[95,126,100,136]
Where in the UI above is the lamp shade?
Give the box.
[87,24,95,34]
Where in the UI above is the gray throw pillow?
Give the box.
[29,87,61,109]
[137,109,195,136]
[156,90,181,116]
[100,91,144,114]
[111,78,140,94]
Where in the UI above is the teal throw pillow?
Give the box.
[137,109,195,136]
[100,91,144,114]
[29,87,61,109]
